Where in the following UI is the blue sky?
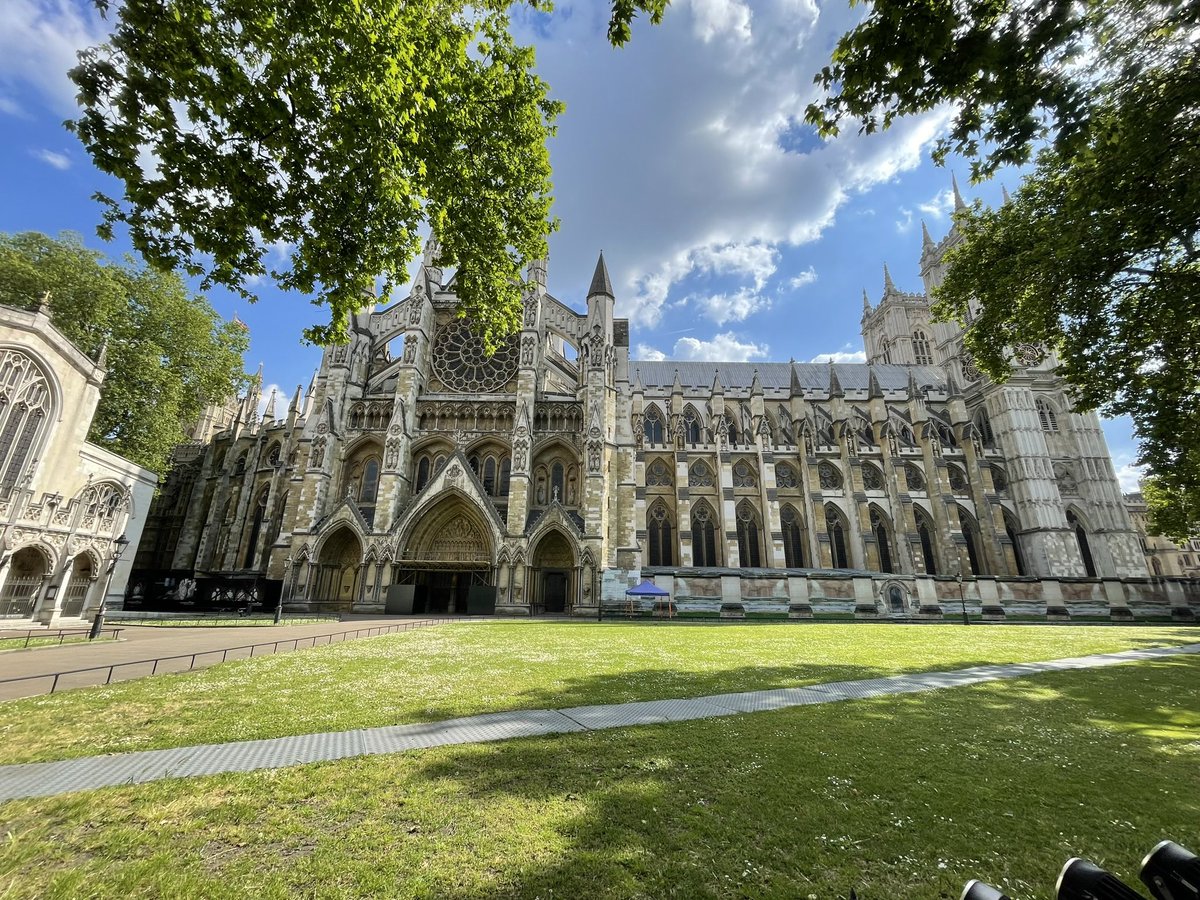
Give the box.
[0,0,1142,488]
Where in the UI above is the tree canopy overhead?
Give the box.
[69,0,563,346]
[0,231,249,475]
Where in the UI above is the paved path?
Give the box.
[1,642,1195,802]
[0,616,452,700]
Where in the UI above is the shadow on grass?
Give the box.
[385,657,1199,900]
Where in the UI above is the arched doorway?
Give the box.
[314,528,362,611]
[532,530,574,615]
[0,547,49,619]
[61,554,97,618]
[394,499,494,614]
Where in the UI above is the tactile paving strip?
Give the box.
[0,642,1195,802]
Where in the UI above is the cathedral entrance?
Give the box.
[313,527,362,612]
[394,501,496,614]
[531,530,575,615]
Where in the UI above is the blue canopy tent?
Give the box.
[622,579,673,618]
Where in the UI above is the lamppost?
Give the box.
[957,572,969,626]
[90,533,130,640]
[276,555,292,625]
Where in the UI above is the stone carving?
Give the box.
[310,437,327,469]
[403,334,418,364]
[1054,462,1079,495]
[587,440,602,473]
[818,462,843,491]
[521,335,536,366]
[513,438,529,470]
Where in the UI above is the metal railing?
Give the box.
[0,617,459,696]
[0,628,123,648]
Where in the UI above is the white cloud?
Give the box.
[256,383,286,420]
[691,241,778,288]
[1114,462,1145,494]
[919,188,955,219]
[689,0,753,44]
[787,266,817,289]
[636,343,667,361]
[671,332,769,361]
[689,286,769,324]
[0,0,111,116]
[895,208,915,234]
[0,95,24,116]
[809,344,866,364]
[32,148,70,170]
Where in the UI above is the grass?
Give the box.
[0,635,92,652]
[0,655,1195,899]
[108,616,338,627]
[0,622,1194,765]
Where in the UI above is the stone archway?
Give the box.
[531,530,576,615]
[314,527,362,611]
[0,546,50,619]
[395,497,495,614]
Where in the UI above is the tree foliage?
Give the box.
[69,0,563,347]
[0,232,249,475]
[804,0,1198,180]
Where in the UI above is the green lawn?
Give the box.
[0,622,1194,765]
[0,655,1195,899]
[0,635,91,652]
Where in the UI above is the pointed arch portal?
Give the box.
[392,498,496,614]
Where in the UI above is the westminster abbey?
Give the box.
[130,202,1198,622]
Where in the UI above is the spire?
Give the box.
[921,220,935,252]
[632,368,645,392]
[862,289,872,313]
[289,384,303,414]
[37,291,52,315]
[750,369,762,396]
[1001,184,1012,205]
[263,387,278,422]
[711,368,724,394]
[95,338,108,369]
[588,251,614,299]
[827,361,844,398]
[951,173,966,211]
[945,368,963,399]
[868,367,883,399]
[790,362,803,395]
[883,263,897,294]
[671,368,683,394]
[907,369,922,401]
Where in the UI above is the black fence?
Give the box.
[0,628,123,648]
[0,617,459,696]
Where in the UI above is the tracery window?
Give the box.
[904,463,925,493]
[870,507,894,573]
[1004,511,1026,576]
[688,460,715,488]
[775,462,799,489]
[732,460,757,488]
[245,484,270,567]
[912,330,933,366]
[1036,398,1059,432]
[646,458,673,487]
[826,505,849,569]
[0,350,53,499]
[643,407,665,445]
[468,449,511,497]
[880,339,892,364]
[683,406,702,445]
[267,443,282,467]
[691,504,719,567]
[736,501,762,567]
[948,465,969,493]
[959,507,984,575]
[915,507,938,575]
[415,457,431,492]
[974,408,996,448]
[647,502,674,566]
[862,462,885,491]
[990,466,1009,495]
[781,505,805,568]
[818,462,843,491]
[430,321,518,393]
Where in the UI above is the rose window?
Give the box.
[430,321,518,393]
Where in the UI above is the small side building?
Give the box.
[0,302,156,626]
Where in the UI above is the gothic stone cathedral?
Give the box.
[131,212,1199,622]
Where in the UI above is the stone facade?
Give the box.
[0,302,156,626]
[1125,492,1200,579]
[132,212,1199,621]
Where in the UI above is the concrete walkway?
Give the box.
[1,642,1195,802]
[0,616,452,700]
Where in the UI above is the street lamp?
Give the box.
[957,572,969,626]
[276,554,292,625]
[90,533,130,640]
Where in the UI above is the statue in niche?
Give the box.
[588,441,602,473]
[536,476,546,505]
[567,472,577,504]
[403,334,417,364]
